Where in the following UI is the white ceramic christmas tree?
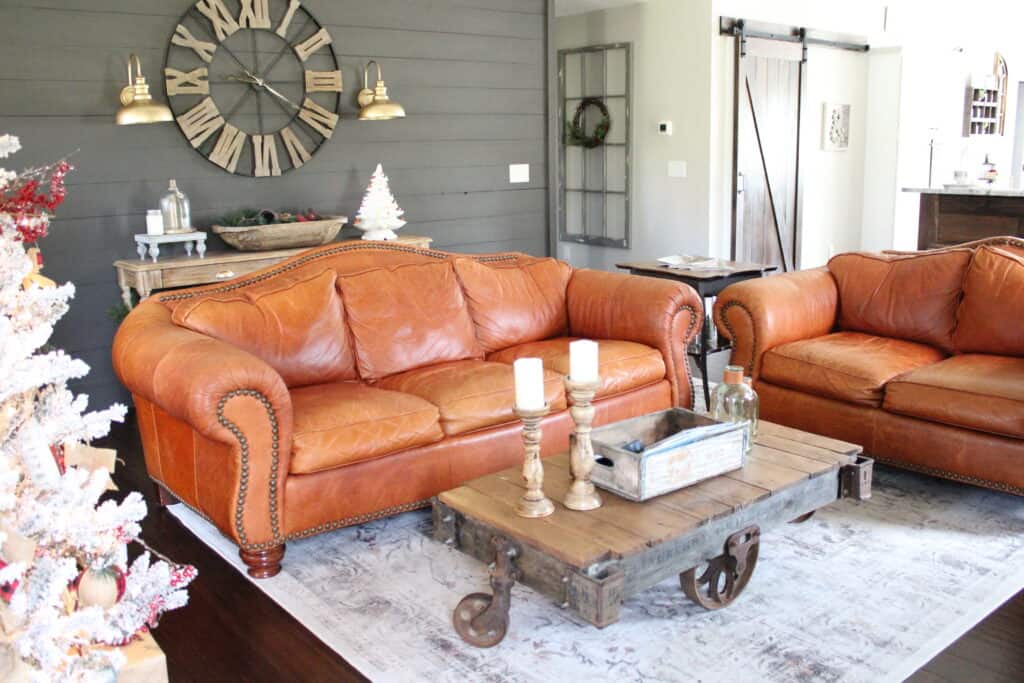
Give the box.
[354,164,406,241]
[0,134,195,681]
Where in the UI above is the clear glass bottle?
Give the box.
[712,365,759,455]
[743,376,760,442]
[160,179,191,234]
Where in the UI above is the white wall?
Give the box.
[799,46,869,266]
[860,48,903,252]
[555,0,715,271]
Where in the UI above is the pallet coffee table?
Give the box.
[432,422,872,647]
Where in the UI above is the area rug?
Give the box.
[168,467,1024,682]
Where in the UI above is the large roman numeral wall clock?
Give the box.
[164,0,342,177]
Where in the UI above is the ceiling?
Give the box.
[555,0,648,17]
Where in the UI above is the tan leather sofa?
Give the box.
[114,243,703,577]
[714,236,1024,496]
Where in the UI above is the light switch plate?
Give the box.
[509,163,530,184]
[668,161,687,178]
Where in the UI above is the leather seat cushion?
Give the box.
[954,247,1024,357]
[828,250,973,352]
[378,360,567,436]
[488,338,666,399]
[171,268,357,388]
[289,382,444,474]
[884,354,1024,439]
[337,261,482,380]
[454,257,572,353]
[761,332,946,407]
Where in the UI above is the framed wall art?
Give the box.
[823,102,851,151]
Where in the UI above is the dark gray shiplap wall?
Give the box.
[0,0,550,407]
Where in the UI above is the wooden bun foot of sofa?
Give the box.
[240,545,286,579]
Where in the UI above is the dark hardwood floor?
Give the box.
[100,416,1023,682]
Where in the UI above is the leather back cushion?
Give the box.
[954,246,1024,356]
[828,250,972,352]
[171,268,357,387]
[338,261,482,379]
[454,257,572,353]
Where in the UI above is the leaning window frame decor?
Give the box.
[558,43,632,249]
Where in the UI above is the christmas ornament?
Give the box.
[75,566,127,610]
[21,248,55,290]
[354,164,407,241]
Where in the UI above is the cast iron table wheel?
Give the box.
[453,537,519,647]
[680,525,760,610]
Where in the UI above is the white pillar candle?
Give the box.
[513,358,546,411]
[146,210,164,236]
[569,339,599,382]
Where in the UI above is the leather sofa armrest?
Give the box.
[113,302,293,548]
[713,268,838,380]
[567,269,703,408]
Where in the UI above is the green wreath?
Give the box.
[565,97,611,149]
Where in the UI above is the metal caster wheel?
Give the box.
[680,525,760,610]
[453,593,508,648]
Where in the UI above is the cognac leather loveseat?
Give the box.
[714,236,1024,495]
[113,243,703,577]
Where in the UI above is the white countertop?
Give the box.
[903,186,1024,197]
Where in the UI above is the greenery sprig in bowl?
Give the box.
[211,208,345,251]
[217,208,324,227]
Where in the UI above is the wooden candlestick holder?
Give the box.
[564,377,603,511]
[514,405,554,518]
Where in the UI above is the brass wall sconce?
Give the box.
[357,61,406,121]
[116,54,173,126]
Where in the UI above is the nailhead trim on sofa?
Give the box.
[216,389,283,551]
[675,304,699,406]
[717,300,757,376]
[872,456,1024,497]
[284,499,432,542]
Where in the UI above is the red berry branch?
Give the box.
[0,159,73,243]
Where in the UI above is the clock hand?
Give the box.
[259,82,301,111]
[228,71,301,111]
[233,71,303,111]
[227,73,259,84]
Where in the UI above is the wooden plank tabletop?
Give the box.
[616,260,778,280]
[438,421,861,569]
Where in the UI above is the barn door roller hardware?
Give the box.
[721,17,870,53]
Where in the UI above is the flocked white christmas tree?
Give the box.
[0,133,195,681]
[354,164,406,241]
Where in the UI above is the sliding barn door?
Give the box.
[734,39,803,271]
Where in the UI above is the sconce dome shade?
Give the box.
[359,99,406,121]
[115,54,174,126]
[358,60,406,121]
[116,99,174,125]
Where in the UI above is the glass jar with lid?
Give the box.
[160,179,192,234]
